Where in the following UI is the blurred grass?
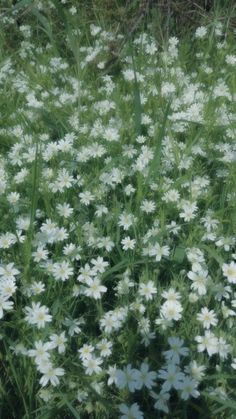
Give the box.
[1,0,236,42]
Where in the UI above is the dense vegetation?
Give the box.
[0,1,236,418]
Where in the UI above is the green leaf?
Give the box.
[148,100,171,178]
[200,244,224,265]
[172,245,186,263]
[31,8,53,43]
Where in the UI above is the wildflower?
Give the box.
[163,337,189,364]
[217,337,231,360]
[0,233,17,249]
[0,278,16,297]
[52,261,73,281]
[95,205,108,217]
[195,331,218,356]
[151,390,170,413]
[32,246,49,262]
[216,236,235,251]
[140,199,156,213]
[84,277,107,299]
[0,295,14,318]
[82,356,103,375]
[25,302,52,329]
[138,281,157,301]
[195,26,207,38]
[91,256,109,274]
[179,377,200,400]
[107,365,118,385]
[225,54,236,65]
[49,332,67,354]
[197,307,218,329]
[158,364,184,392]
[161,288,181,302]
[96,339,112,357]
[124,184,135,196]
[38,388,52,402]
[79,191,95,205]
[179,202,197,222]
[63,317,83,336]
[162,188,180,203]
[28,340,52,363]
[39,364,65,387]
[115,364,139,392]
[222,261,236,284]
[231,358,236,370]
[119,403,144,419]
[184,361,206,381]
[118,212,135,230]
[148,242,170,261]
[160,300,183,321]
[30,281,45,295]
[135,362,157,389]
[187,269,208,295]
[121,236,136,251]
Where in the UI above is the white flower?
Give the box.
[0,263,20,280]
[231,358,236,370]
[195,331,218,356]
[179,202,197,222]
[96,338,112,357]
[56,203,73,218]
[0,278,17,297]
[0,233,17,249]
[28,340,52,363]
[151,390,170,413]
[215,236,235,251]
[162,188,180,203]
[52,261,73,281]
[79,191,95,205]
[148,242,170,261]
[82,356,103,375]
[217,337,231,360]
[91,256,109,274]
[121,236,136,251]
[195,26,207,38]
[160,300,183,321]
[135,362,157,389]
[225,54,236,65]
[119,403,144,419]
[184,361,206,381]
[187,270,208,295]
[161,288,181,302]
[138,281,157,301]
[107,365,118,385]
[158,364,184,392]
[140,199,156,213]
[179,377,200,400]
[78,344,94,361]
[39,364,65,387]
[38,388,52,402]
[0,295,14,318]
[163,337,189,364]
[197,307,218,329]
[32,246,49,262]
[84,277,107,299]
[115,364,139,392]
[49,332,67,354]
[25,302,52,329]
[118,213,135,230]
[222,261,236,284]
